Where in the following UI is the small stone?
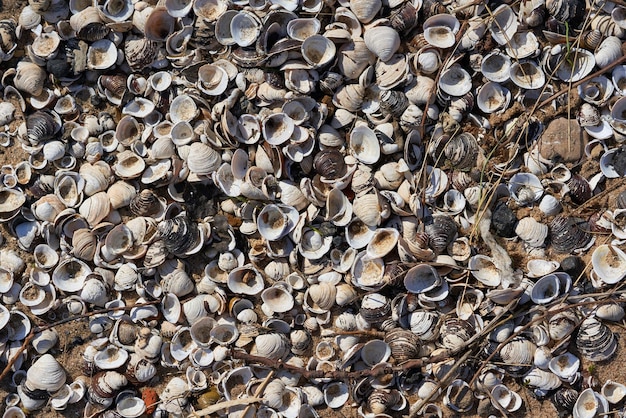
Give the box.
[491,201,517,238]
[538,118,585,163]
[560,256,585,279]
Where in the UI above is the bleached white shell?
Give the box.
[548,352,579,380]
[591,245,626,284]
[261,284,294,313]
[94,345,129,369]
[364,26,400,62]
[439,65,472,97]
[227,264,264,295]
[509,61,545,90]
[350,125,380,164]
[477,81,510,114]
[423,14,460,49]
[302,34,336,68]
[26,354,66,392]
[602,380,626,404]
[481,51,511,83]
[324,381,349,409]
[87,39,118,70]
[52,257,91,292]
[489,4,518,45]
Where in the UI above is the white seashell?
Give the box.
[299,228,333,260]
[505,31,539,59]
[423,14,460,49]
[254,333,290,360]
[509,173,543,205]
[94,345,129,370]
[596,303,625,322]
[439,65,472,97]
[509,61,545,89]
[230,11,260,47]
[591,245,626,284]
[527,259,559,278]
[489,4,518,45]
[481,51,511,83]
[404,264,442,293]
[490,384,522,412]
[573,388,608,418]
[287,18,320,41]
[169,94,198,124]
[538,195,562,216]
[116,397,146,418]
[87,39,118,70]
[324,381,349,409]
[579,76,614,106]
[350,252,384,291]
[443,379,474,412]
[33,243,59,270]
[187,142,221,176]
[14,61,46,96]
[25,354,66,392]
[52,257,91,292]
[476,81,510,114]
[197,64,229,96]
[301,34,336,68]
[602,380,626,404]
[31,328,58,354]
[548,352,580,380]
[467,255,501,287]
[364,26,400,62]
[555,47,595,82]
[227,264,264,295]
[350,125,380,164]
[531,273,563,304]
[595,36,622,69]
[257,204,299,241]
[349,0,381,23]
[261,285,294,314]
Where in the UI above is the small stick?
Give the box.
[191,397,263,417]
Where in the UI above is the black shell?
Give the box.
[424,215,458,254]
[77,22,110,42]
[550,216,593,253]
[26,110,60,144]
[575,317,617,362]
[546,0,585,25]
[313,149,347,179]
[552,387,578,412]
[491,201,518,238]
[0,19,18,55]
[567,174,592,205]
[158,216,201,256]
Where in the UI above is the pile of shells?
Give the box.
[3,0,626,416]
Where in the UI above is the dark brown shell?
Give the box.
[313,149,347,179]
[549,215,593,253]
[389,2,418,34]
[0,19,17,55]
[552,387,579,412]
[99,75,127,97]
[580,29,603,50]
[444,132,479,170]
[587,211,612,234]
[567,174,592,205]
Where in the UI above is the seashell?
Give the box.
[424,215,457,254]
[439,65,472,97]
[94,345,129,370]
[596,303,625,322]
[550,216,593,254]
[578,76,614,106]
[364,26,400,63]
[423,14,460,49]
[576,317,617,362]
[553,387,579,412]
[489,4,518,45]
[349,0,381,23]
[404,264,441,293]
[510,61,545,90]
[124,35,158,72]
[491,384,522,412]
[33,243,59,270]
[26,110,61,144]
[601,380,626,404]
[360,293,390,327]
[567,175,592,205]
[0,188,26,221]
[527,259,559,278]
[548,352,579,380]
[301,34,336,68]
[595,36,622,69]
[440,318,475,352]
[591,245,626,284]
[524,367,562,391]
[352,192,383,226]
[324,381,349,409]
[573,388,609,418]
[509,173,543,205]
[254,333,290,360]
[443,379,474,412]
[516,217,548,248]
[26,354,66,392]
[481,51,511,83]
[14,61,46,97]
[87,39,117,70]
[444,132,478,170]
[555,47,596,82]
[52,257,91,292]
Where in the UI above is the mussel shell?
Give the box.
[549,216,593,254]
[313,149,347,180]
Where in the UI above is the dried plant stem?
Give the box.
[191,397,263,417]
[230,350,451,381]
[0,301,159,382]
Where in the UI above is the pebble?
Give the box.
[538,118,585,163]
[491,201,518,238]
